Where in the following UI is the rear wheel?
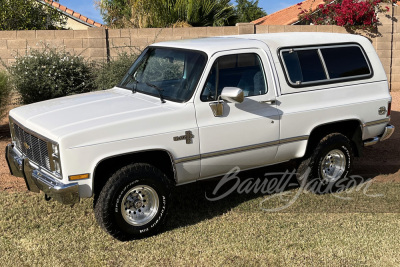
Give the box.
[94,163,171,241]
[296,133,353,193]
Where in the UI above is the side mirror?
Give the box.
[220,87,244,104]
[209,87,244,117]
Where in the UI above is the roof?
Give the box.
[40,0,103,28]
[252,0,324,25]
[252,0,400,26]
[152,33,373,56]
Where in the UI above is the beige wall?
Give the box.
[65,18,93,30]
[0,7,398,91]
[0,28,107,65]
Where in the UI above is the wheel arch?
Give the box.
[305,119,363,159]
[92,149,176,198]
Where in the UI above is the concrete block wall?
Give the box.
[0,28,107,65]
[107,25,245,59]
[0,10,399,91]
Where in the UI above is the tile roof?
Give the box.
[41,0,103,28]
[252,0,400,26]
[252,0,324,25]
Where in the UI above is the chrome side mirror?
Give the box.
[220,87,244,104]
[209,87,244,117]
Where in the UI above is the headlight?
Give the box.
[51,143,62,176]
[53,160,62,174]
[52,143,59,157]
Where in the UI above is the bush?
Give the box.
[0,71,11,121]
[9,47,96,105]
[94,51,139,90]
[298,0,394,31]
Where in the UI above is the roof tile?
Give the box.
[252,0,326,25]
[66,9,73,15]
[42,0,104,28]
[252,0,400,26]
[73,12,81,19]
[59,5,67,12]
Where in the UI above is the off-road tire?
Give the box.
[296,133,354,193]
[94,163,171,241]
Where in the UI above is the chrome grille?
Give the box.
[13,123,51,171]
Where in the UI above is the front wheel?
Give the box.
[296,133,353,193]
[94,163,171,241]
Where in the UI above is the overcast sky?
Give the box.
[57,0,302,24]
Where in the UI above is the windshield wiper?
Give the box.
[146,82,166,103]
[130,76,139,93]
[118,74,139,93]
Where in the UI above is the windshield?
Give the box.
[119,47,207,102]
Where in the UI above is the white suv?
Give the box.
[6,33,394,240]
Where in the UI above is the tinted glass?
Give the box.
[282,50,327,84]
[321,46,370,79]
[201,53,267,101]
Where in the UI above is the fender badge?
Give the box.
[173,131,194,144]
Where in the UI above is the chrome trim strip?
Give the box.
[175,135,309,164]
[201,140,280,160]
[363,118,390,127]
[279,135,309,145]
[175,155,201,164]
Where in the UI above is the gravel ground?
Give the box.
[1,92,400,192]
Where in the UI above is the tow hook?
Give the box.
[44,194,52,201]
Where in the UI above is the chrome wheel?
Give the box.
[321,149,346,182]
[121,185,159,226]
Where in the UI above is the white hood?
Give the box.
[10,88,193,147]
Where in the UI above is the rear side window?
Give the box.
[280,44,372,87]
[321,46,370,79]
[282,50,326,84]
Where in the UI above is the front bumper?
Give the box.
[5,144,79,205]
[364,124,395,147]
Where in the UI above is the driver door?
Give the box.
[194,49,280,179]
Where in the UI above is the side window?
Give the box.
[282,49,327,84]
[201,53,267,101]
[320,46,370,78]
[280,44,372,87]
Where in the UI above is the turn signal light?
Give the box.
[69,173,90,181]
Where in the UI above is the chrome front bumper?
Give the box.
[364,124,395,147]
[5,144,79,205]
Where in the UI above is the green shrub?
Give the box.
[9,47,95,105]
[94,51,139,90]
[0,71,11,121]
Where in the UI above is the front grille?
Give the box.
[13,123,51,171]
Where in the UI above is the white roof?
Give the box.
[151,32,373,56]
